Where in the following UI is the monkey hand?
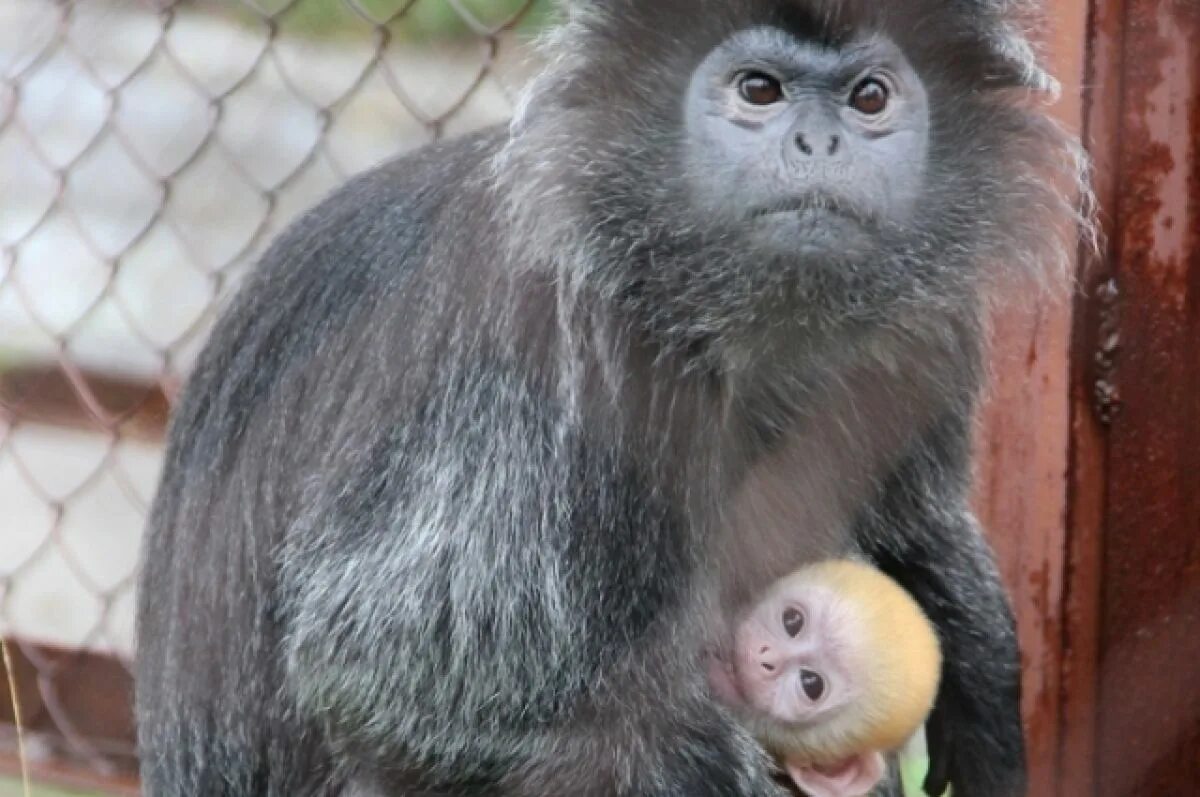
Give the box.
[923,681,1027,797]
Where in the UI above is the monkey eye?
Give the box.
[781,607,805,637]
[799,669,826,702]
[738,72,784,106]
[849,77,889,115]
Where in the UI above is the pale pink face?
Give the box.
[730,581,862,724]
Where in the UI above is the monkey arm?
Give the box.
[277,359,782,796]
[854,415,1026,797]
[138,130,781,795]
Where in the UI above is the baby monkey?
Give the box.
[709,561,942,797]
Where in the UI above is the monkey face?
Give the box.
[682,27,930,261]
[503,2,1082,344]
[729,582,863,724]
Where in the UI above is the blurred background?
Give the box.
[0,0,545,792]
[0,1,1196,796]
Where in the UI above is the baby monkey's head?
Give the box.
[714,560,942,797]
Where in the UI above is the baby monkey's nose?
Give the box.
[758,645,779,673]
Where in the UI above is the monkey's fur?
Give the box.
[135,1,1088,796]
[739,561,942,769]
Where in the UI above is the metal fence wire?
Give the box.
[0,0,541,787]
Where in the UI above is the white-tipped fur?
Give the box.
[137,3,1086,796]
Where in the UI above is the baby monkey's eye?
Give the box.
[800,669,826,701]
[782,607,805,637]
[850,77,890,115]
[738,72,784,105]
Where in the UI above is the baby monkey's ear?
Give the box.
[786,752,886,797]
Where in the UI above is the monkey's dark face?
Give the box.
[683,28,930,260]
[728,582,863,725]
[507,2,1082,346]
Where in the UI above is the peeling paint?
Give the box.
[1088,0,1200,794]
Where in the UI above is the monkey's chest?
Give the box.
[718,371,939,604]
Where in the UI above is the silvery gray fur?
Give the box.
[135,1,1089,795]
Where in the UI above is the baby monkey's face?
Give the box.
[729,581,863,724]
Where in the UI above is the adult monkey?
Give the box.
[135,1,1087,795]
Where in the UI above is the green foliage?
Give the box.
[901,752,929,797]
[900,752,953,797]
[0,778,109,797]
[222,0,556,40]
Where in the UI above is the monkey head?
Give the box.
[711,560,942,797]
[503,0,1084,353]
[682,28,930,262]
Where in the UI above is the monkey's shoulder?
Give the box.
[248,125,508,287]
[194,126,509,361]
[168,127,510,447]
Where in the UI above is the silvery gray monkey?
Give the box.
[136,1,1088,795]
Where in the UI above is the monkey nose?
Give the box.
[758,645,779,674]
[794,132,840,157]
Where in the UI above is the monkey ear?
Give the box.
[982,24,1060,97]
[785,753,886,797]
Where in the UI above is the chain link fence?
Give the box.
[0,0,543,788]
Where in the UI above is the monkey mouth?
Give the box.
[750,193,870,226]
[813,757,864,780]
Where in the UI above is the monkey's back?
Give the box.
[134,127,508,796]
